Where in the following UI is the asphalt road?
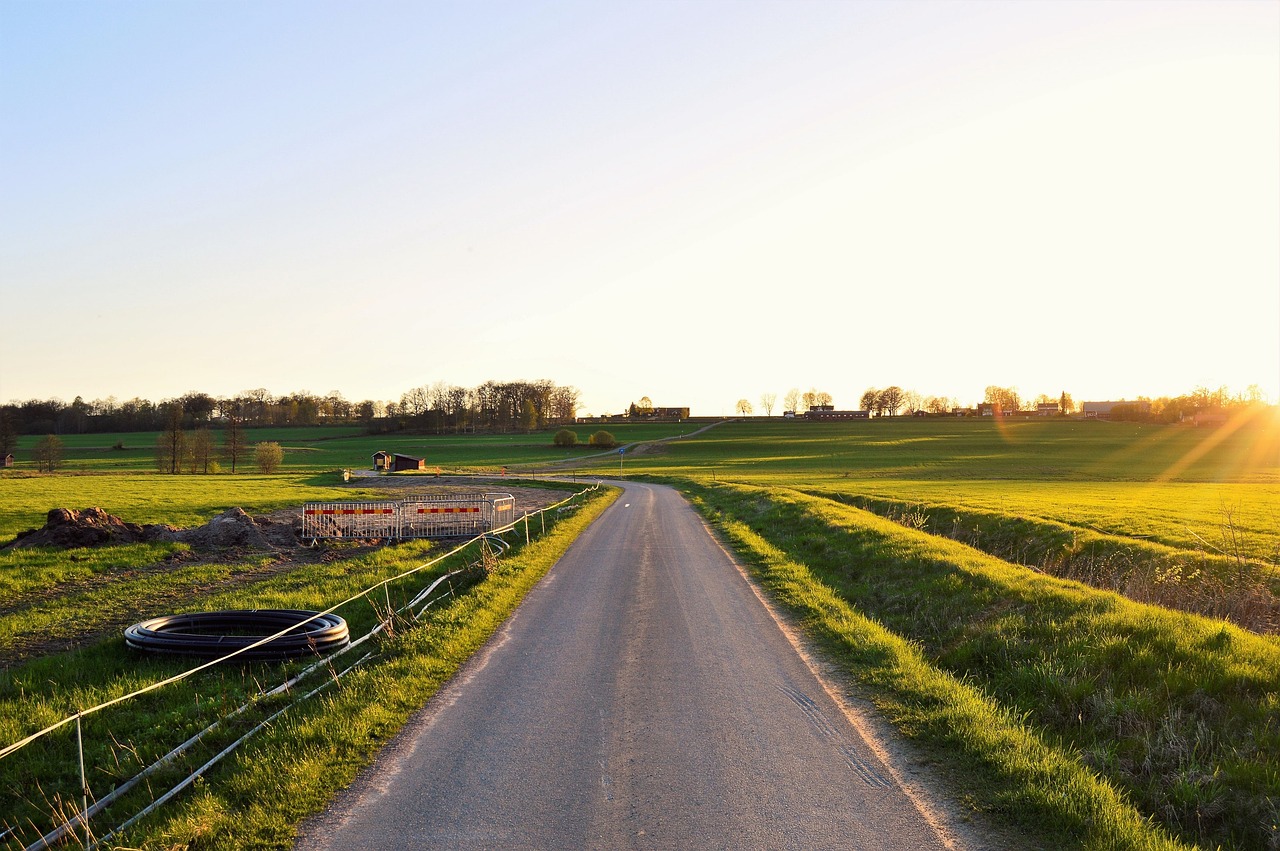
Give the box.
[296,481,957,850]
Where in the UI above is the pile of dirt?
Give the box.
[6,507,301,552]
[7,508,173,549]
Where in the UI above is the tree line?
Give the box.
[738,384,1269,419]
[0,379,581,437]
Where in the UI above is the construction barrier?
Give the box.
[302,494,516,540]
[302,502,400,539]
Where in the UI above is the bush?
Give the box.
[553,429,578,448]
[588,430,617,448]
[254,441,284,474]
[32,435,63,472]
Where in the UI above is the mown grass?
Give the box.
[686,481,1279,851]
[0,486,618,849]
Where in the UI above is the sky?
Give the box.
[2,0,1277,417]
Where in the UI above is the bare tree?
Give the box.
[902,390,923,415]
[984,386,1021,413]
[760,393,777,417]
[33,435,63,472]
[157,402,186,473]
[783,388,801,414]
[222,407,247,473]
[736,399,753,416]
[801,389,818,411]
[190,428,216,474]
[401,386,429,419]
[877,386,905,416]
[815,391,833,407]
[860,388,879,412]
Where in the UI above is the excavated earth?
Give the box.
[1,483,576,666]
[6,506,295,551]
[5,481,571,553]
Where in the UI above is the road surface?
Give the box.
[296,481,960,850]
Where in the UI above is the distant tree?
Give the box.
[553,429,578,448]
[156,402,186,474]
[760,393,777,417]
[179,392,217,426]
[801,390,817,411]
[59,396,91,434]
[860,389,879,412]
[33,435,63,472]
[783,388,801,414]
[400,386,429,420]
[190,428,216,474]
[925,396,951,415]
[636,396,654,417]
[815,391,832,407]
[0,411,16,458]
[222,408,247,472]
[877,386,905,416]
[522,399,539,432]
[902,390,923,415]
[736,399,753,416]
[548,385,580,424]
[255,441,284,474]
[588,430,617,448]
[984,386,1021,414]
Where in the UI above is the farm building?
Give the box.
[636,406,690,420]
[2,453,12,468]
[1037,403,1060,416]
[799,405,873,420]
[372,451,427,472]
[1082,401,1149,419]
[1191,410,1229,427]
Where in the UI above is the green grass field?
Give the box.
[6,421,698,474]
[3,413,1278,849]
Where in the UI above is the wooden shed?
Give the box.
[372,451,427,472]
[391,454,427,472]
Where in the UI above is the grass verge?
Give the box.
[682,480,1279,851]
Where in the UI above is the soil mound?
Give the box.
[178,508,274,550]
[6,507,301,552]
[7,508,167,549]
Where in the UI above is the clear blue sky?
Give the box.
[3,0,1277,416]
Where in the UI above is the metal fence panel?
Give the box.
[401,495,487,539]
[302,502,400,539]
[303,494,519,540]
[485,493,516,529]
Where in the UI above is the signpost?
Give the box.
[619,447,624,476]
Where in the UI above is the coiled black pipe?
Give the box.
[124,610,350,660]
